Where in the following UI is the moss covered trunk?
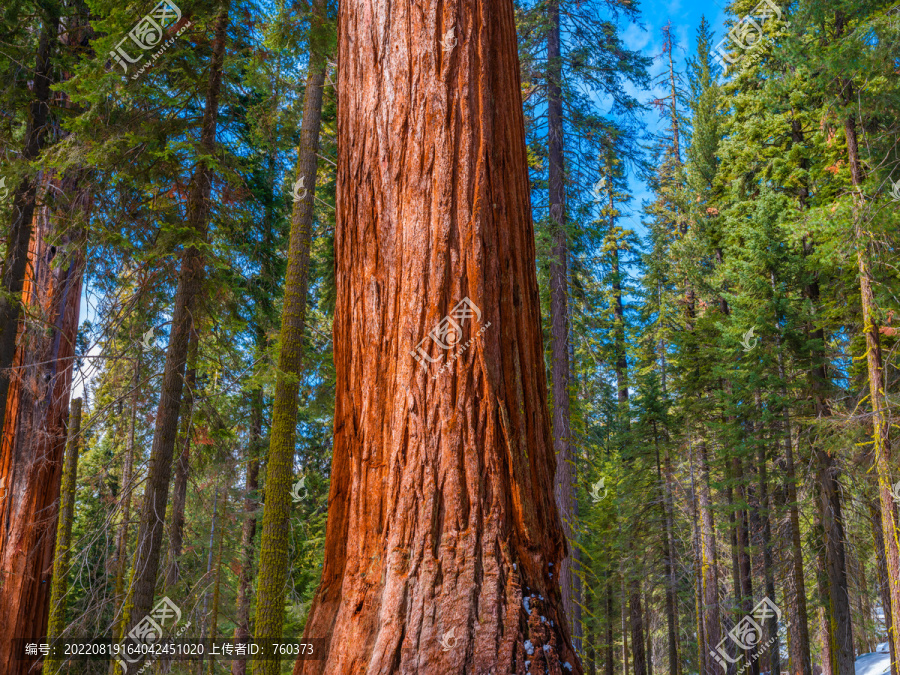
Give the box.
[249,3,328,671]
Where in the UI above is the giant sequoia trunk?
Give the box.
[294,0,581,671]
[0,174,87,674]
[0,5,60,434]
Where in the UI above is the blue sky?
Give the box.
[617,0,732,231]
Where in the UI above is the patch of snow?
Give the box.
[524,640,534,655]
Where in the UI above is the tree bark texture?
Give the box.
[843,104,900,668]
[697,441,721,675]
[110,347,143,651]
[122,0,229,644]
[0,5,60,435]
[232,386,262,675]
[44,397,82,674]
[294,0,581,671]
[250,4,328,670]
[164,328,199,592]
[0,175,86,675]
[546,0,579,652]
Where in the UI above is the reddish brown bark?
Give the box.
[294,0,581,671]
[0,176,86,674]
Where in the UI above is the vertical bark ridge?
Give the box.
[296,0,580,671]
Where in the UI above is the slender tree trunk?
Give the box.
[656,433,679,675]
[772,271,812,675]
[122,0,229,648]
[45,397,83,674]
[207,497,226,675]
[547,0,579,650]
[624,574,631,675]
[813,512,835,675]
[801,224,854,675]
[697,441,721,675]
[733,457,756,675]
[164,328,199,591]
[690,442,707,675]
[843,93,900,666]
[755,410,780,675]
[233,385,262,675]
[111,346,143,653]
[630,580,647,675]
[869,497,898,675]
[607,581,616,675]
[294,0,582,669]
[252,3,328,671]
[0,173,86,674]
[0,4,60,434]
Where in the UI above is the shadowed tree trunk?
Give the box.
[110,344,143,655]
[293,0,582,670]
[869,497,898,675]
[547,0,579,652]
[121,0,229,648]
[233,385,262,675]
[44,397,82,674]
[250,1,329,670]
[697,440,721,675]
[772,266,812,675]
[0,172,87,675]
[164,327,199,592]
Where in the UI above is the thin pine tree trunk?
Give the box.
[252,3,328,671]
[207,490,226,675]
[607,580,616,675]
[869,497,898,675]
[110,346,143,654]
[698,441,721,675]
[165,327,199,591]
[690,441,707,675]
[122,1,229,653]
[232,385,262,675]
[45,397,83,674]
[771,271,812,675]
[631,579,648,675]
[547,0,579,649]
[656,431,679,675]
[813,512,835,675]
[842,88,900,667]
